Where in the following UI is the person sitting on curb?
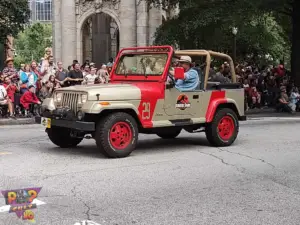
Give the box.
[276,86,294,114]
[20,85,41,116]
[0,82,16,119]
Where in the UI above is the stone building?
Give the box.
[52,0,178,67]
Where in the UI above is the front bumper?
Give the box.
[35,116,95,131]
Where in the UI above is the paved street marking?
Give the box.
[32,199,46,206]
[0,152,12,155]
[74,221,102,225]
[0,205,10,213]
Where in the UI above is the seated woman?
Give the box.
[20,64,38,94]
[248,87,261,109]
[289,87,300,112]
[0,83,15,118]
[276,86,293,113]
[20,85,41,116]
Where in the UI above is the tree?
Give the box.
[258,0,300,83]
[0,0,30,41]
[13,23,52,66]
[150,0,289,63]
[148,0,300,83]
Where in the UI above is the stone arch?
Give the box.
[76,7,121,64]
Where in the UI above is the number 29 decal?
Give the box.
[142,102,151,120]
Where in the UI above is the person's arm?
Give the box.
[1,87,8,99]
[32,93,40,104]
[82,75,88,85]
[279,95,288,104]
[14,83,20,91]
[182,70,193,81]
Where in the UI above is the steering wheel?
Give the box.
[168,74,175,84]
[166,74,176,89]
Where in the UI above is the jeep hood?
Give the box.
[57,83,141,101]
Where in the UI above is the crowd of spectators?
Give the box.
[0,53,113,119]
[0,50,298,120]
[206,60,298,113]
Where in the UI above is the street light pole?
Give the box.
[232,27,238,63]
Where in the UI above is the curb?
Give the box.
[0,118,35,126]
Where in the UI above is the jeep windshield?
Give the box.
[115,53,168,76]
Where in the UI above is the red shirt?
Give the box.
[3,83,17,102]
[276,65,285,77]
[20,91,39,109]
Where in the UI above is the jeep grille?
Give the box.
[61,93,80,112]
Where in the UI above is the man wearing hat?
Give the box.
[276,85,293,113]
[170,56,200,91]
[2,57,18,84]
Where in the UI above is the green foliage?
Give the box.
[148,0,291,63]
[13,23,52,67]
[0,0,30,41]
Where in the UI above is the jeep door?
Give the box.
[163,87,203,118]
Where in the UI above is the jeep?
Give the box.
[36,46,246,158]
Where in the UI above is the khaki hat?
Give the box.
[178,56,192,64]
[5,57,14,64]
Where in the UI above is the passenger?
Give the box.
[170,56,200,91]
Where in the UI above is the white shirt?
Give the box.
[42,66,56,84]
[84,74,98,85]
[0,85,7,100]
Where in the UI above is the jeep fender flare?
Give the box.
[205,98,241,123]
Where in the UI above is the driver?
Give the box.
[170,56,199,91]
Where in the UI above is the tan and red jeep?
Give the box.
[36,46,246,158]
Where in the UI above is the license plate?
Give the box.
[41,117,51,128]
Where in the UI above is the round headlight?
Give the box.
[81,94,87,103]
[77,110,84,120]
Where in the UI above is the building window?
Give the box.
[29,0,52,23]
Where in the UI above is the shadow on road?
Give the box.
[43,135,211,158]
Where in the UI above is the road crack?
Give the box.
[198,151,245,173]
[71,185,91,220]
[217,148,275,168]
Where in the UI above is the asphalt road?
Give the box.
[1,118,300,225]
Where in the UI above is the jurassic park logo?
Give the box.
[175,94,191,110]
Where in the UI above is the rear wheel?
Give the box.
[95,112,138,158]
[156,128,182,139]
[47,126,83,148]
[205,108,239,147]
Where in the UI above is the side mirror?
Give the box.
[174,67,185,80]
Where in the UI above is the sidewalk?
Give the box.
[246,107,300,117]
[0,117,35,126]
[246,107,275,115]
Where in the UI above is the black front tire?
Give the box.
[47,126,83,148]
[205,108,239,147]
[156,128,182,139]
[95,112,138,158]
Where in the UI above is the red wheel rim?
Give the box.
[109,122,133,150]
[217,116,235,141]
